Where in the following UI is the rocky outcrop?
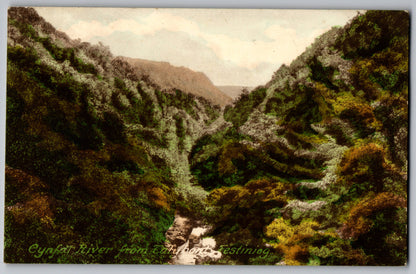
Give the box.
[165,215,194,253]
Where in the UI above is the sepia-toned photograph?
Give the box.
[4,7,409,265]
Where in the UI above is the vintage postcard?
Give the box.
[5,7,408,265]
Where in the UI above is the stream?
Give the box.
[165,214,222,265]
[159,116,229,264]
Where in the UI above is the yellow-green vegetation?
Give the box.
[205,178,294,264]
[266,218,322,265]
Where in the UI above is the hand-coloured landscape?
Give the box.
[5,7,408,265]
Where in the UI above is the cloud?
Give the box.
[36,8,359,86]
[64,10,327,71]
[89,29,276,86]
[65,11,200,40]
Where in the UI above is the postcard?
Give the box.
[4,7,409,265]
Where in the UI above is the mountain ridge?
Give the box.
[120,56,232,107]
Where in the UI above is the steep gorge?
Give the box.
[5,8,409,266]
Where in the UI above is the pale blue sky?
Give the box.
[35,8,360,86]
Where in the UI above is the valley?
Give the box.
[4,8,409,266]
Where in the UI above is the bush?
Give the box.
[336,11,409,59]
[339,192,406,239]
[265,217,320,265]
[336,143,391,199]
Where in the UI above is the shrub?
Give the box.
[335,142,398,201]
[338,192,406,239]
[336,11,409,59]
[265,217,320,265]
[339,102,379,138]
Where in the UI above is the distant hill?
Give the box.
[120,57,232,107]
[216,86,255,100]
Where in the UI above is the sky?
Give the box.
[34,8,360,86]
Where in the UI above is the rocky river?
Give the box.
[165,214,222,265]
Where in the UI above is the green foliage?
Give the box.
[8,45,105,151]
[373,94,408,166]
[339,103,377,138]
[265,217,321,265]
[198,96,221,123]
[40,37,97,74]
[206,178,293,264]
[135,83,159,127]
[174,114,186,150]
[324,122,354,146]
[224,87,267,127]
[266,83,330,133]
[10,17,97,75]
[308,58,338,90]
[265,82,291,116]
[155,89,198,119]
[212,10,408,266]
[6,8,409,266]
[336,11,409,59]
[114,77,127,90]
[189,127,248,161]
[282,85,325,132]
[191,136,323,191]
[134,129,168,148]
[7,45,38,69]
[248,253,282,265]
[191,144,287,191]
[338,192,407,265]
[112,80,159,128]
[334,143,406,202]
[289,185,326,201]
[7,66,80,197]
[309,238,369,265]
[102,155,144,175]
[100,111,126,144]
